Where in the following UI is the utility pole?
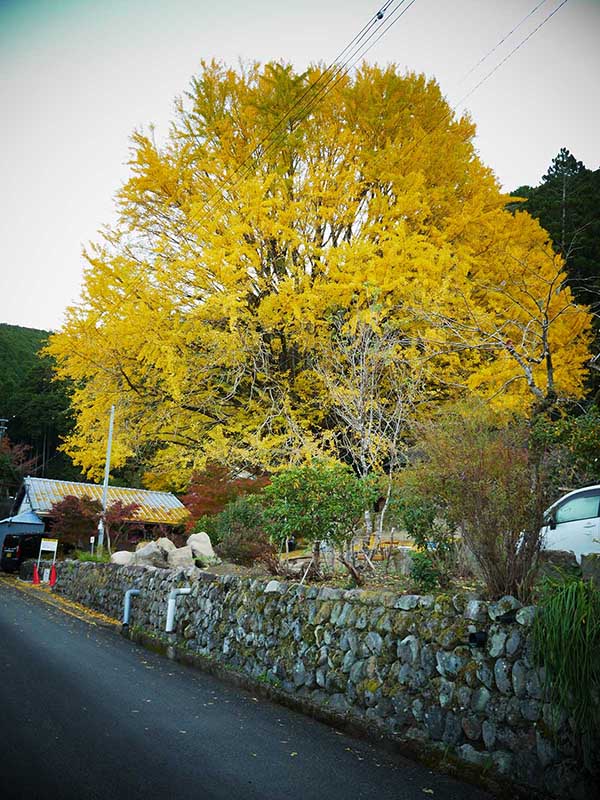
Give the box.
[97,405,115,552]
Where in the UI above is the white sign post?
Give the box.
[90,535,95,556]
[37,538,58,582]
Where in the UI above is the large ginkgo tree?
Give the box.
[48,62,591,489]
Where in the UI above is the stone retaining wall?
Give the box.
[27,560,596,798]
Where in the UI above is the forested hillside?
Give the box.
[0,323,78,493]
[0,324,47,408]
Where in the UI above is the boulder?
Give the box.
[156,537,177,556]
[539,549,580,580]
[389,547,413,576]
[133,541,167,568]
[168,545,195,569]
[187,532,216,561]
[110,551,134,566]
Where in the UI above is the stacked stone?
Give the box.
[27,561,592,799]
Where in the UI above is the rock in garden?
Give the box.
[167,545,195,569]
[156,537,177,556]
[187,531,216,561]
[133,541,167,567]
[110,551,134,566]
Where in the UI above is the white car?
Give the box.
[542,485,600,563]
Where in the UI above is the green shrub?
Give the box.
[263,461,376,550]
[261,461,377,580]
[193,496,265,545]
[410,551,442,591]
[391,487,456,587]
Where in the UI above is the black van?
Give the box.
[0,533,43,573]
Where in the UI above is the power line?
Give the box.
[83,1,419,322]
[457,0,550,85]
[188,1,416,236]
[373,0,571,189]
[455,0,569,108]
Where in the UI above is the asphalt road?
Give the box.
[0,578,493,800]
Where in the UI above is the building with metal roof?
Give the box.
[14,477,189,527]
[0,509,45,554]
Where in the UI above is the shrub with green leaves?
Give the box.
[193,496,265,545]
[262,461,377,554]
[390,486,456,587]
[410,551,442,591]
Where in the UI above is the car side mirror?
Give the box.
[549,514,557,530]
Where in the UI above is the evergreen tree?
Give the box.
[510,149,600,311]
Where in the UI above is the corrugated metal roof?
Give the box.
[22,477,188,526]
[0,510,44,526]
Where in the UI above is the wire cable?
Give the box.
[457,0,550,85]
[455,0,569,107]
[191,0,418,235]
[375,0,571,187]
[189,1,412,234]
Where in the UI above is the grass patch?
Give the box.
[532,576,600,768]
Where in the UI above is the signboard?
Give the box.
[37,538,58,569]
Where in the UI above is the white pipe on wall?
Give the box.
[165,587,192,633]
[122,588,141,627]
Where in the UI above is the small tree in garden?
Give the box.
[103,500,142,551]
[390,486,457,588]
[404,402,546,601]
[181,462,269,526]
[50,495,102,549]
[50,495,142,552]
[263,461,377,582]
[196,496,266,546]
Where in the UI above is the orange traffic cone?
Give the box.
[49,564,57,587]
[32,564,40,585]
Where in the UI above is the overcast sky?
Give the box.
[1,0,598,332]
